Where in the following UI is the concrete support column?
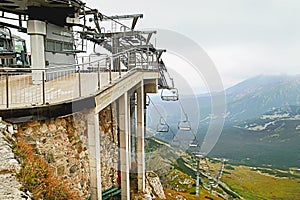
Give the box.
[137,81,145,191]
[87,111,102,200]
[119,93,130,199]
[27,20,46,84]
[127,93,131,171]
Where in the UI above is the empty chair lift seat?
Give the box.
[178,113,192,131]
[157,117,169,133]
[178,120,191,131]
[161,88,179,101]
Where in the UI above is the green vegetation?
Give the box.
[209,123,300,170]
[164,169,195,192]
[250,167,300,179]
[146,138,226,199]
[146,134,300,200]
[164,188,223,200]
[225,165,235,170]
[145,137,165,153]
[221,165,300,199]
[174,157,196,178]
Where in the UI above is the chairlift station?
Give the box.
[0,0,211,199]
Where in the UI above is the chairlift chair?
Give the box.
[189,137,198,148]
[189,143,198,148]
[195,153,204,159]
[178,113,192,131]
[145,95,150,106]
[156,117,169,133]
[0,27,16,59]
[171,138,180,148]
[161,88,179,101]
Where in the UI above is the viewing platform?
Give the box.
[0,64,159,121]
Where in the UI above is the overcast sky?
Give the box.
[85,0,300,89]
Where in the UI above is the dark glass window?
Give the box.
[46,40,55,51]
[46,39,73,53]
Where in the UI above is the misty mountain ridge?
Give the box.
[148,74,300,130]
[225,74,300,97]
[194,74,300,123]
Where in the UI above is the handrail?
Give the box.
[0,46,159,109]
[0,46,156,72]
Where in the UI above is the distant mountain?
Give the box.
[240,105,300,131]
[210,105,300,169]
[226,75,297,97]
[207,75,300,168]
[147,75,300,140]
[222,75,300,122]
[191,75,300,123]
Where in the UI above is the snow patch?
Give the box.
[247,121,275,131]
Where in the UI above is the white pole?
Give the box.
[196,159,200,196]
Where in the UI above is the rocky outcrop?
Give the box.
[0,120,31,200]
[145,171,166,199]
[133,172,166,200]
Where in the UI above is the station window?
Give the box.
[55,42,63,52]
[63,43,73,51]
[46,40,55,51]
[45,39,73,53]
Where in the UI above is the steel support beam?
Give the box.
[104,14,143,21]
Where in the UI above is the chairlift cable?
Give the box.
[165,70,175,88]
[148,96,176,138]
[178,98,188,118]
[177,97,194,131]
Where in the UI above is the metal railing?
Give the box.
[0,48,159,109]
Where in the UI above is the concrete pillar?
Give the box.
[137,81,145,191]
[27,20,46,84]
[128,93,131,171]
[119,93,130,199]
[87,111,102,200]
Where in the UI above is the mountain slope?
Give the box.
[210,106,300,169]
[149,75,300,124]
[225,75,300,122]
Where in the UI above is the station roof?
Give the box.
[0,0,84,15]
